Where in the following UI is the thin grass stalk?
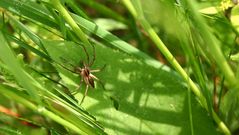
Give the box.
[184,0,237,87]
[50,0,91,46]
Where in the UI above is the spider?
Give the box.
[58,43,105,104]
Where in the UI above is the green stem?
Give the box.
[51,0,91,46]
[142,18,205,102]
[122,1,231,135]
[212,111,231,135]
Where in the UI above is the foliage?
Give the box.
[0,0,239,135]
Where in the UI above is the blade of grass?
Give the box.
[183,0,237,87]
[0,0,56,28]
[179,30,214,117]
[188,87,194,135]
[64,0,90,20]
[6,13,48,54]
[0,126,23,135]
[77,0,127,24]
[122,0,231,135]
[42,2,69,39]
[0,84,86,134]
[50,0,91,46]
[0,31,41,102]
[178,21,214,116]
[5,34,51,61]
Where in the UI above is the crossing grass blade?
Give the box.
[0,0,56,28]
[0,31,41,102]
[6,13,48,54]
[5,34,51,61]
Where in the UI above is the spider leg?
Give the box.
[57,57,79,74]
[90,74,105,90]
[89,44,96,66]
[90,64,106,73]
[58,63,76,73]
[76,78,84,90]
[59,57,76,68]
[90,69,101,73]
[80,84,89,105]
[80,44,90,66]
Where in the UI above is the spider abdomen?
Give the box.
[81,68,95,88]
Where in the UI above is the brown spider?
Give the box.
[58,43,105,104]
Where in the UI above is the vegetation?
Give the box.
[0,0,239,135]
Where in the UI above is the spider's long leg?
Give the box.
[90,64,106,73]
[76,78,84,90]
[31,67,67,89]
[90,69,101,73]
[30,67,77,102]
[57,58,79,74]
[80,85,89,105]
[80,44,90,66]
[89,44,96,66]
[58,63,77,74]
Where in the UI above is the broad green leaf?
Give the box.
[43,40,220,135]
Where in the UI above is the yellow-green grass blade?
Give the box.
[0,31,41,102]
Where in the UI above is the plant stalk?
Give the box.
[51,0,91,46]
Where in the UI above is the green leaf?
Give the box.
[43,40,220,135]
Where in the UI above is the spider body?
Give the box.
[81,68,95,88]
[74,63,97,89]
